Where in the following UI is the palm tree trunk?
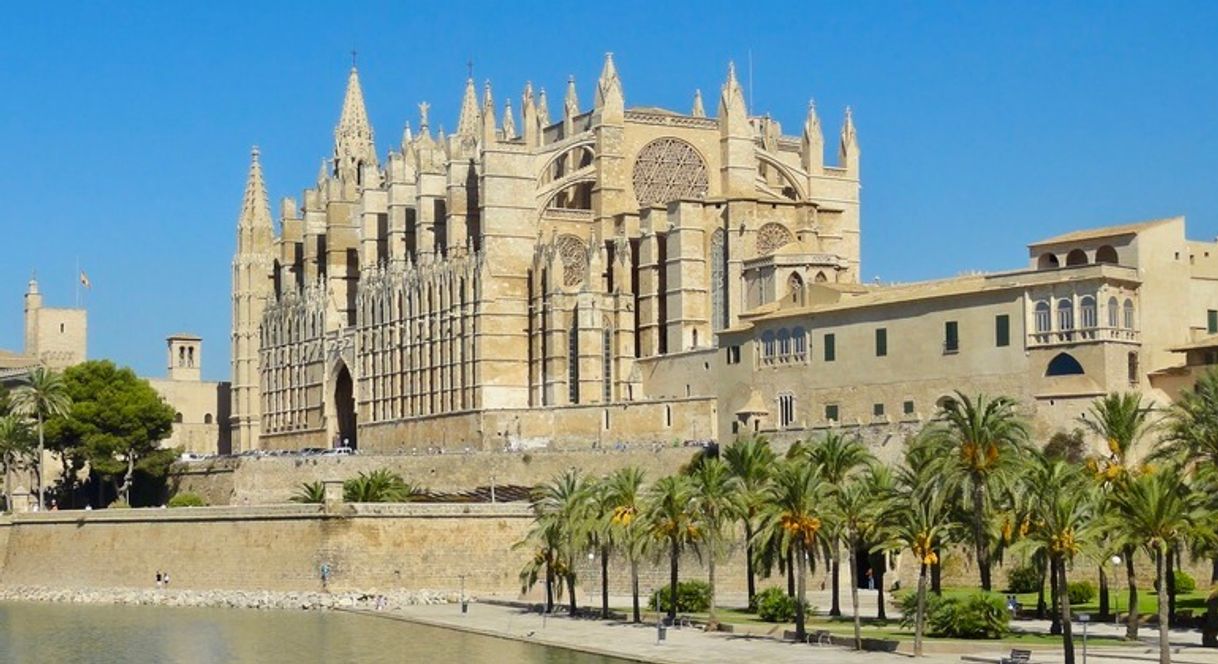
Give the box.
[786,548,795,597]
[1203,556,1218,647]
[849,540,861,650]
[1050,554,1062,636]
[1126,546,1140,640]
[35,410,44,509]
[567,572,577,616]
[1166,545,1177,627]
[915,563,928,657]
[708,530,718,627]
[668,537,679,622]
[1057,556,1075,664]
[1098,565,1110,621]
[600,543,609,619]
[1157,547,1170,664]
[829,539,842,616]
[1036,552,1048,619]
[3,454,11,513]
[795,542,807,642]
[971,483,991,591]
[545,563,554,613]
[877,553,887,620]
[931,548,942,595]
[744,519,756,604]
[631,557,640,624]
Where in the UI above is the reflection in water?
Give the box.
[0,602,629,664]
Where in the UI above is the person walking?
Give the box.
[320,563,331,592]
[155,571,162,589]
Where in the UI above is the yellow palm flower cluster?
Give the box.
[780,513,821,545]
[913,532,939,566]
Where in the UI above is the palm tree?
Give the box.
[794,431,873,615]
[1160,369,1218,646]
[754,458,827,641]
[528,469,593,615]
[690,457,744,626]
[1108,469,1210,664]
[828,475,885,650]
[1021,454,1098,664]
[865,464,898,619]
[604,466,647,623]
[643,474,699,623]
[926,391,1029,591]
[0,415,33,512]
[290,480,325,503]
[10,367,71,509]
[342,469,417,502]
[877,469,955,658]
[1085,392,1155,640]
[722,434,776,604]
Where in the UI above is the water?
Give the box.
[0,602,631,664]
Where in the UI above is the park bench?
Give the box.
[1000,650,1031,664]
[806,629,833,646]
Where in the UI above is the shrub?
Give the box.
[291,481,325,504]
[1006,562,1042,594]
[108,500,131,509]
[167,492,206,507]
[1067,581,1095,605]
[1174,570,1196,594]
[753,587,812,623]
[648,580,711,613]
[343,469,416,503]
[899,591,1010,639]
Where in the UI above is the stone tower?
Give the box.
[167,334,202,382]
[230,147,275,452]
[23,277,87,370]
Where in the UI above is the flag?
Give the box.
[79,271,91,289]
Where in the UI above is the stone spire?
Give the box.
[401,120,413,148]
[456,76,481,138]
[239,146,273,237]
[502,97,517,140]
[801,100,823,172]
[333,66,378,182]
[718,61,747,129]
[538,87,552,127]
[482,80,497,143]
[231,146,275,453]
[522,82,538,146]
[839,106,859,174]
[563,75,579,135]
[594,53,623,117]
[691,89,706,118]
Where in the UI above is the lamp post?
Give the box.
[1110,555,1122,626]
[1078,613,1090,664]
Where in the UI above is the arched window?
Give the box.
[1057,299,1074,331]
[761,331,776,359]
[777,393,796,428]
[792,326,807,357]
[204,413,213,424]
[1096,245,1119,264]
[1107,296,1120,328]
[602,325,613,403]
[568,314,580,405]
[174,412,183,423]
[787,273,805,306]
[777,328,791,356]
[1038,254,1060,270]
[1080,296,1097,329]
[710,228,727,331]
[1046,352,1085,376]
[1066,249,1088,266]
[814,271,828,283]
[1034,301,1051,333]
[1123,299,1135,329]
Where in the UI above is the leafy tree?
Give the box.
[343,469,416,502]
[0,415,34,511]
[42,361,173,506]
[754,458,827,641]
[722,434,776,604]
[690,457,744,626]
[10,367,71,507]
[643,473,699,623]
[1044,429,1087,463]
[1108,470,1210,664]
[925,392,1029,591]
[603,466,647,623]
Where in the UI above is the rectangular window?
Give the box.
[778,394,795,428]
[824,333,836,362]
[726,345,741,365]
[875,328,888,357]
[824,404,839,422]
[873,403,885,417]
[995,314,1010,347]
[1208,309,1217,334]
[903,400,915,415]
[944,321,959,353]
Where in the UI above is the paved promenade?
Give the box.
[380,601,1218,664]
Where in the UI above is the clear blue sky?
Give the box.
[2,1,1216,381]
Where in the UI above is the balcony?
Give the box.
[1029,325,1140,348]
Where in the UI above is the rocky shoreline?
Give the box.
[0,585,461,611]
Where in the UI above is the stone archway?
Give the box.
[334,362,357,449]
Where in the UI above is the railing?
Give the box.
[759,351,808,367]
[1029,326,1140,347]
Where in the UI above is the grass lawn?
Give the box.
[937,585,1211,618]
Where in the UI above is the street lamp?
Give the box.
[1110,555,1122,626]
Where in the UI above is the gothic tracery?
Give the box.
[756,222,794,255]
[631,138,709,207]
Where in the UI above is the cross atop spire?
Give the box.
[333,65,377,182]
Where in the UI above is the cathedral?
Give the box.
[230,54,861,452]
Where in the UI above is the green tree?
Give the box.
[793,431,873,616]
[0,415,34,512]
[754,458,827,641]
[828,475,885,650]
[604,466,648,623]
[43,361,173,506]
[690,457,744,626]
[1108,470,1210,664]
[722,434,776,604]
[926,392,1029,591]
[10,367,71,508]
[643,473,699,623]
[526,470,593,615]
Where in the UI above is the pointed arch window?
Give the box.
[787,272,805,306]
[710,228,727,331]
